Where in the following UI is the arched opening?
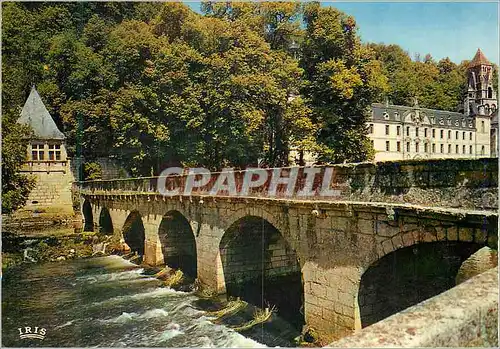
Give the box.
[158,211,197,278]
[82,200,93,232]
[220,216,304,329]
[122,211,145,255]
[488,87,493,98]
[358,241,482,328]
[99,207,114,235]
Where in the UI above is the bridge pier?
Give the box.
[143,214,164,266]
[302,263,363,339]
[109,208,129,237]
[195,223,226,292]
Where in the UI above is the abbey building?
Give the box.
[368,49,498,161]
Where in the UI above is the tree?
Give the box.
[301,3,388,163]
[1,110,35,213]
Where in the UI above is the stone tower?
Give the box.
[464,48,497,116]
[16,86,74,208]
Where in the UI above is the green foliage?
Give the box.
[3,1,486,174]
[301,4,388,163]
[83,162,103,181]
[1,110,36,214]
[368,43,478,112]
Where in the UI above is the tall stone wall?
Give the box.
[21,161,74,208]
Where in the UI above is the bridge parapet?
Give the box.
[77,158,497,211]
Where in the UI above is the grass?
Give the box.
[154,266,171,279]
[206,298,248,320]
[231,305,276,332]
[10,205,76,219]
[164,269,184,287]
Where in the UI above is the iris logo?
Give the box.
[18,326,47,340]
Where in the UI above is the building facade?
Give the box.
[368,49,498,161]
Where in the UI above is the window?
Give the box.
[469,132,472,141]
[385,125,390,135]
[416,127,419,137]
[463,145,466,154]
[394,112,400,121]
[383,112,390,120]
[456,144,459,154]
[424,143,428,153]
[369,124,373,134]
[386,141,390,151]
[371,140,374,148]
[432,129,436,138]
[432,143,436,153]
[481,121,485,133]
[397,141,401,152]
[440,130,444,139]
[448,130,451,139]
[406,142,410,152]
[397,126,401,136]
[470,145,473,154]
[481,145,485,155]
[406,126,410,136]
[448,144,451,153]
[462,131,465,140]
[48,144,61,161]
[455,131,458,139]
[488,87,493,99]
[440,144,444,153]
[424,128,428,137]
[415,142,419,152]
[31,144,44,161]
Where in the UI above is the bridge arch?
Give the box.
[82,199,94,232]
[122,211,146,255]
[358,240,483,328]
[219,215,304,329]
[158,210,197,278]
[99,207,114,235]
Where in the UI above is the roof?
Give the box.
[16,86,65,140]
[469,48,491,68]
[371,103,475,130]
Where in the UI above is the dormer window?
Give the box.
[394,112,400,121]
[383,112,390,120]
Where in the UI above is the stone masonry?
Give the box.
[78,158,498,342]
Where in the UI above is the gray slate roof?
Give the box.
[17,86,65,140]
[371,103,474,130]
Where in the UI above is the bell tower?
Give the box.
[465,48,497,116]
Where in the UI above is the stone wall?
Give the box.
[328,267,498,347]
[22,161,74,207]
[70,157,128,181]
[80,158,498,211]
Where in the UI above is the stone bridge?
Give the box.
[76,158,498,342]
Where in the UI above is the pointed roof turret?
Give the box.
[469,48,491,68]
[17,86,65,140]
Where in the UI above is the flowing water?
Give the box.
[2,255,299,347]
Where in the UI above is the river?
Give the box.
[2,254,301,347]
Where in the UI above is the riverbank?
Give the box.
[1,228,121,270]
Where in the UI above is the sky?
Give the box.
[185,1,499,65]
